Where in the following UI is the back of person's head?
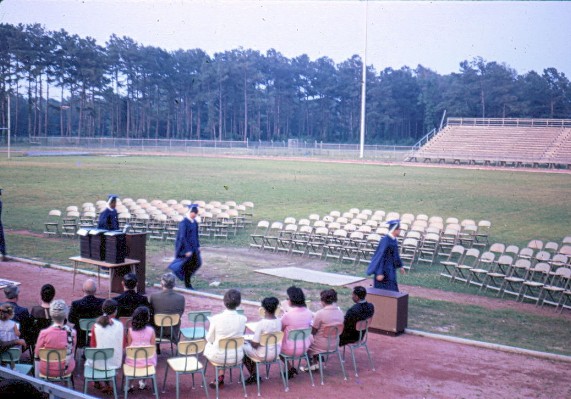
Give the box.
[286,286,306,307]
[0,379,44,399]
[320,289,338,305]
[3,285,19,301]
[261,296,279,315]
[353,286,367,301]
[40,284,56,303]
[83,279,97,296]
[223,289,241,310]
[131,306,150,331]
[0,303,14,321]
[123,273,138,290]
[97,299,118,328]
[161,273,176,289]
[50,299,68,324]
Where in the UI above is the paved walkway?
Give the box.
[1,259,570,399]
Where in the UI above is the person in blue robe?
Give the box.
[366,219,405,292]
[0,189,6,261]
[168,204,202,289]
[98,194,119,230]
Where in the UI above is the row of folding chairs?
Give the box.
[439,244,571,312]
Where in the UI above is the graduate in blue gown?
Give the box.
[366,219,405,292]
[0,188,6,261]
[168,204,202,289]
[98,194,119,230]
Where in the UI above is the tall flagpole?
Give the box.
[359,0,368,159]
[7,95,10,160]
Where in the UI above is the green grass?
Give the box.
[1,154,571,355]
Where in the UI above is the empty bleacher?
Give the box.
[408,118,571,168]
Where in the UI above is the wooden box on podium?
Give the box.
[366,287,408,335]
[109,233,147,294]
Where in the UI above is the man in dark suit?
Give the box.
[339,286,375,346]
[149,273,185,342]
[172,204,201,289]
[113,272,149,318]
[68,279,105,348]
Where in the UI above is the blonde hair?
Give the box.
[0,304,14,321]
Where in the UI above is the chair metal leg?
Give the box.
[337,350,348,380]
[202,371,210,399]
[152,376,159,399]
[304,354,315,386]
[239,366,248,397]
[112,377,118,399]
[349,346,359,377]
[365,345,376,371]
[255,362,262,397]
[162,364,169,393]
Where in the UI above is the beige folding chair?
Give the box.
[482,255,512,293]
[467,251,495,287]
[38,348,74,388]
[538,267,571,309]
[314,324,347,385]
[249,221,270,250]
[342,318,375,377]
[500,259,531,299]
[519,262,551,303]
[248,331,286,396]
[208,337,247,399]
[452,248,480,283]
[154,313,181,356]
[439,245,465,280]
[123,346,159,399]
[44,210,62,235]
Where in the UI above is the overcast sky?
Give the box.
[1,0,570,76]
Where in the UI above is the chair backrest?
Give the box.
[258,331,284,362]
[177,339,206,356]
[0,347,22,368]
[79,318,97,342]
[218,337,245,366]
[354,318,371,346]
[38,348,68,378]
[125,346,156,376]
[321,324,343,352]
[287,327,312,356]
[84,348,114,377]
[154,313,181,327]
[528,239,544,250]
[185,311,211,339]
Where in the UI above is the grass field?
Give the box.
[1,154,570,355]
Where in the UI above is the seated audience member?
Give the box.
[29,284,56,345]
[87,299,124,394]
[243,296,282,385]
[339,286,375,346]
[149,273,185,343]
[2,285,30,324]
[0,336,26,354]
[35,299,77,377]
[0,304,23,349]
[113,273,149,318]
[280,286,313,379]
[300,289,344,371]
[204,289,247,389]
[68,279,105,348]
[125,306,156,391]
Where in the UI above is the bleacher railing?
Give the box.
[446,117,571,128]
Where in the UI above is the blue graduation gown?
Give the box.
[168,217,202,281]
[0,199,5,255]
[98,208,119,230]
[366,234,402,292]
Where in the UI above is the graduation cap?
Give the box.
[188,204,199,214]
[386,219,401,233]
[107,194,119,205]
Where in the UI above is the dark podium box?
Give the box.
[366,287,408,335]
[89,230,107,261]
[109,233,147,294]
[104,232,127,264]
[77,229,91,258]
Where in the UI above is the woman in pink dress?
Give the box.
[280,286,313,379]
[34,300,76,377]
[125,306,156,390]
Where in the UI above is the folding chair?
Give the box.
[488,243,506,259]
[208,337,247,399]
[0,347,33,375]
[417,232,440,266]
[357,233,381,266]
[532,250,551,266]
[467,251,495,287]
[400,238,419,271]
[306,227,329,258]
[162,340,209,399]
[342,318,375,377]
[38,348,74,388]
[452,248,480,283]
[261,222,284,252]
[437,228,459,258]
[527,239,544,251]
[340,231,364,264]
[62,211,80,237]
[481,255,512,293]
[248,331,286,396]
[275,224,298,254]
[439,245,465,280]
[519,262,551,303]
[458,224,478,248]
[123,346,159,399]
[290,225,313,256]
[44,210,62,236]
[323,229,349,262]
[474,220,491,247]
[280,328,315,391]
[500,259,531,299]
[179,311,211,341]
[154,313,181,356]
[75,318,97,361]
[538,267,571,309]
[314,324,347,386]
[84,348,118,399]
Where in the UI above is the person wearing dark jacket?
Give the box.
[113,273,149,318]
[168,204,202,289]
[339,286,375,346]
[68,279,105,348]
[366,220,405,292]
[97,194,119,230]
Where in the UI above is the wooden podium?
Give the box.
[110,233,147,294]
[366,287,408,335]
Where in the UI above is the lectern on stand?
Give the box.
[366,287,408,336]
[109,233,147,294]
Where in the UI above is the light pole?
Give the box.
[359,0,369,159]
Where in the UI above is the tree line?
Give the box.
[0,23,570,145]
